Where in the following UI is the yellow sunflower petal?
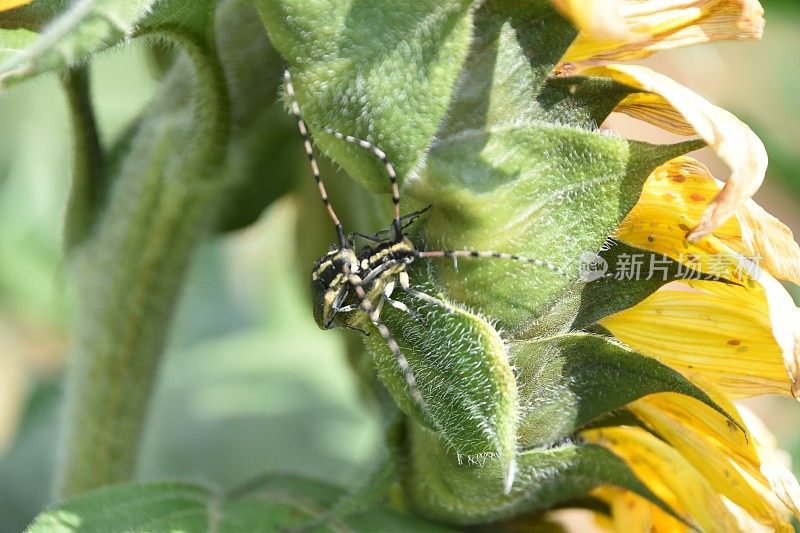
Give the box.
[582,64,768,240]
[582,425,741,532]
[636,375,759,477]
[697,264,800,397]
[0,0,32,11]
[594,487,652,532]
[550,0,628,40]
[631,391,793,531]
[561,0,765,63]
[599,278,795,398]
[617,156,800,285]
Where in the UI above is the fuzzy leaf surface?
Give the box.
[514,332,743,448]
[405,423,681,525]
[363,276,518,473]
[257,0,474,192]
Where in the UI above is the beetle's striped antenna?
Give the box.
[417,250,568,276]
[284,69,347,248]
[322,128,403,242]
[345,269,426,408]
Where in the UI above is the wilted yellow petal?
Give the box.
[617,156,800,285]
[631,392,793,531]
[583,64,767,241]
[562,0,765,63]
[730,202,800,286]
[0,0,32,11]
[600,279,795,398]
[551,0,628,40]
[583,425,741,532]
[738,405,800,520]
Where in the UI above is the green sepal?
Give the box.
[513,332,744,448]
[417,135,706,334]
[580,409,651,432]
[363,274,518,478]
[27,477,455,532]
[527,240,730,336]
[407,0,706,334]
[571,241,730,330]
[436,0,574,137]
[257,0,474,191]
[404,422,682,525]
[537,75,638,129]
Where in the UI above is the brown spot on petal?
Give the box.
[647,235,655,243]
[678,223,691,232]
[727,339,742,346]
[671,175,686,183]
[690,193,706,202]
[553,62,576,76]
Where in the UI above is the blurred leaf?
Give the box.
[138,326,378,489]
[27,477,454,532]
[0,1,154,88]
[211,0,297,233]
[0,0,220,89]
[0,382,60,533]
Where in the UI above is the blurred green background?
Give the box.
[0,1,798,531]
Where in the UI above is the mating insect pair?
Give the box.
[284,69,567,412]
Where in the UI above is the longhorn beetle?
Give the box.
[284,69,567,411]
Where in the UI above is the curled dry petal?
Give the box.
[738,405,800,521]
[618,156,800,285]
[582,64,768,240]
[732,202,800,285]
[561,0,765,63]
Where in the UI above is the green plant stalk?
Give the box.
[54,34,229,499]
[62,65,106,253]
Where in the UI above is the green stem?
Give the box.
[54,32,229,499]
[62,65,105,253]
